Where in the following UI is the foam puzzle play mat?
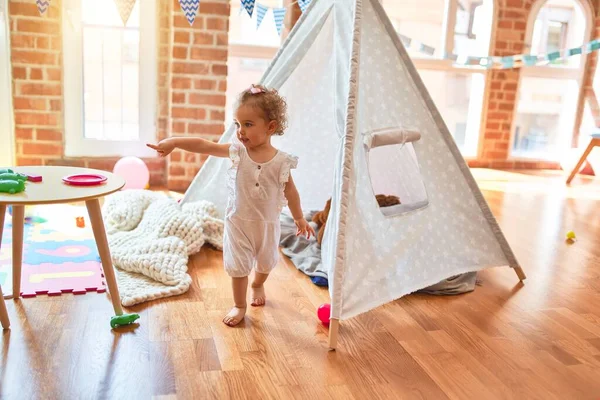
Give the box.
[0,204,106,297]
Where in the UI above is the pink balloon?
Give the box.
[113,156,149,190]
[317,303,331,325]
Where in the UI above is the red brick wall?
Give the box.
[7,0,229,190]
[474,0,548,169]
[166,0,229,191]
[9,0,63,166]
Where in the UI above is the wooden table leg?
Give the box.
[11,206,24,300]
[0,205,8,328]
[0,204,5,298]
[0,284,9,329]
[0,205,5,247]
[86,199,124,316]
[566,139,598,184]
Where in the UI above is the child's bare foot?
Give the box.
[251,284,266,307]
[223,306,246,326]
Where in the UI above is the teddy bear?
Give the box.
[312,194,400,245]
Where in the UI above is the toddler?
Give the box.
[147,84,314,327]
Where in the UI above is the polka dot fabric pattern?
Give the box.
[180,0,520,323]
[334,0,511,319]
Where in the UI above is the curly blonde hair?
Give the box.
[236,84,288,135]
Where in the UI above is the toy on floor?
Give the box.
[566,230,576,242]
[0,179,25,194]
[317,303,331,326]
[113,156,149,190]
[110,313,140,328]
[76,216,85,228]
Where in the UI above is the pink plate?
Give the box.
[62,174,107,186]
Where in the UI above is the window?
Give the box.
[226,1,286,122]
[380,0,494,158]
[363,128,429,217]
[419,69,486,155]
[511,0,590,160]
[63,0,157,157]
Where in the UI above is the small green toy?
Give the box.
[110,313,140,328]
[0,172,27,182]
[0,179,25,194]
[0,168,14,174]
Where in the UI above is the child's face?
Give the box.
[234,104,276,148]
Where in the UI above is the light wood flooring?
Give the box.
[1,169,600,399]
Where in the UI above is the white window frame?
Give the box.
[0,0,14,166]
[62,0,157,158]
[379,0,494,160]
[508,0,593,162]
[228,0,493,159]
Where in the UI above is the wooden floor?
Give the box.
[1,169,600,399]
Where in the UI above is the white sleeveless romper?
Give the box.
[223,141,298,277]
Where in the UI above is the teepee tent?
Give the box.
[181,0,526,349]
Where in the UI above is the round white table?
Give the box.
[0,166,126,329]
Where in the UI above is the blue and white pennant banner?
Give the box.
[272,7,286,36]
[400,33,600,70]
[36,0,50,15]
[179,0,199,26]
[453,39,600,69]
[241,0,255,17]
[298,0,310,13]
[241,0,312,36]
[256,4,268,29]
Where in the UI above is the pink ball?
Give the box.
[317,303,331,325]
[113,156,149,190]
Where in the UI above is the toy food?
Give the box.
[0,179,25,194]
[27,174,42,182]
[110,313,140,328]
[0,172,28,182]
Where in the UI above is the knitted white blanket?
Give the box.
[102,190,224,306]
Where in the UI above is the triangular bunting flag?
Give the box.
[179,0,200,26]
[272,7,286,36]
[298,0,310,13]
[256,4,268,29]
[114,0,137,26]
[36,0,50,15]
[241,0,255,17]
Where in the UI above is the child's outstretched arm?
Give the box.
[284,174,315,239]
[147,137,230,158]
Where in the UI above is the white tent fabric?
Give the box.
[181,0,522,321]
